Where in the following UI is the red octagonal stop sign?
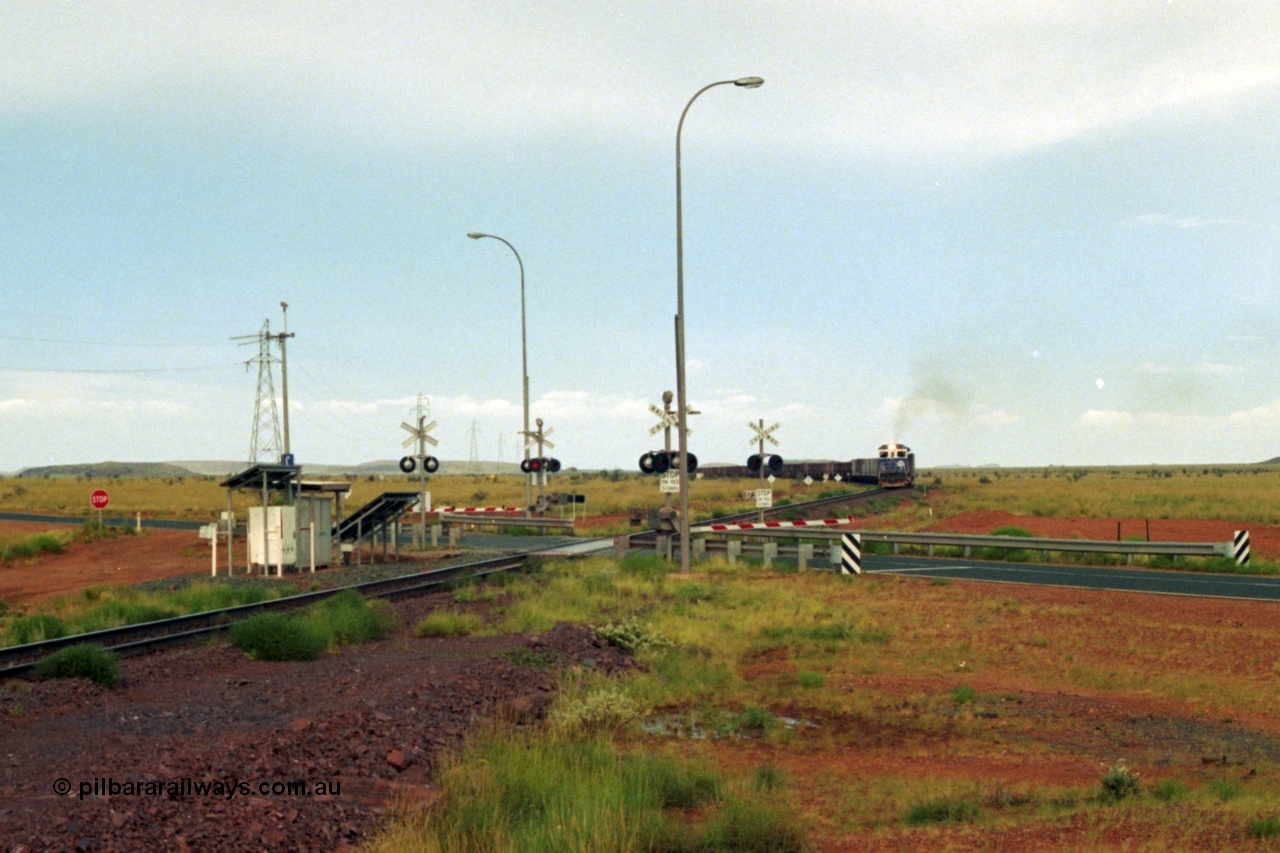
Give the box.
[90,489,110,510]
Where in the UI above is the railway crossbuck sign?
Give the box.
[522,421,554,452]
[401,418,439,454]
[649,403,695,436]
[749,421,780,448]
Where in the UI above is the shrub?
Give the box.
[648,754,721,808]
[752,761,787,793]
[7,613,67,646]
[951,684,978,705]
[75,600,178,633]
[990,526,1034,538]
[904,795,982,825]
[1100,761,1141,802]
[551,684,646,734]
[230,613,329,661]
[170,583,272,613]
[416,611,483,638]
[729,706,777,735]
[33,644,119,686]
[311,589,396,645]
[27,534,65,555]
[617,552,669,581]
[1208,777,1241,802]
[1252,817,1280,839]
[1153,778,1188,802]
[672,582,716,604]
[698,795,808,853]
[796,671,824,689]
[594,618,672,655]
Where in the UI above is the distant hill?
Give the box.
[17,461,200,479]
[16,459,525,479]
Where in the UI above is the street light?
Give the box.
[675,76,764,573]
[467,231,532,514]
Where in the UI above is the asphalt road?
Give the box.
[0,511,203,531]
[865,555,1280,602]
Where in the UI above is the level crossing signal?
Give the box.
[400,416,440,475]
[522,457,561,474]
[639,450,698,475]
[746,420,782,473]
[400,455,439,473]
[746,453,783,473]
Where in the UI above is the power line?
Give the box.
[0,334,236,348]
[0,363,241,374]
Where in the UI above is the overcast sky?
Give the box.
[3,1,1280,472]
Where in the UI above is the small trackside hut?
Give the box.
[218,463,341,577]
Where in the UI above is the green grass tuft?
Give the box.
[33,643,119,686]
[230,613,329,661]
[904,795,982,825]
[310,589,397,645]
[415,610,483,638]
[1153,778,1188,802]
[6,613,68,645]
[1252,816,1280,839]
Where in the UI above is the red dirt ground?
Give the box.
[4,514,1280,849]
[0,523,435,607]
[921,509,1278,559]
[0,524,215,606]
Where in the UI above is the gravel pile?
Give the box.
[0,595,637,852]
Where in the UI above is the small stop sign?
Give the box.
[90,489,110,510]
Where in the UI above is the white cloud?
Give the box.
[974,408,1018,426]
[1136,360,1245,377]
[1081,409,1138,427]
[1120,214,1249,230]
[1083,398,1280,431]
[4,1,1277,160]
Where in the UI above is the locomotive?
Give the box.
[695,443,915,489]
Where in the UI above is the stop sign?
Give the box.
[90,489,110,510]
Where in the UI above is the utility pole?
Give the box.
[276,302,295,457]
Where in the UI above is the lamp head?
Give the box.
[734,76,764,89]
[467,232,487,239]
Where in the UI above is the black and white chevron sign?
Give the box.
[840,532,862,575]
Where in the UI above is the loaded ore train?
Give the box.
[696,444,915,488]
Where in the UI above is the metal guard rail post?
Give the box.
[439,513,574,532]
[684,527,1234,564]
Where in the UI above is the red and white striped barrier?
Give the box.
[436,506,523,514]
[692,517,858,532]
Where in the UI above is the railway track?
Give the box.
[0,549,551,680]
[0,488,907,678]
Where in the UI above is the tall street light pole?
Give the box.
[675,76,764,573]
[468,232,532,514]
[277,301,294,460]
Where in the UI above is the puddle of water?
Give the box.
[641,712,819,739]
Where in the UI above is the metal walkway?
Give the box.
[334,491,421,543]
